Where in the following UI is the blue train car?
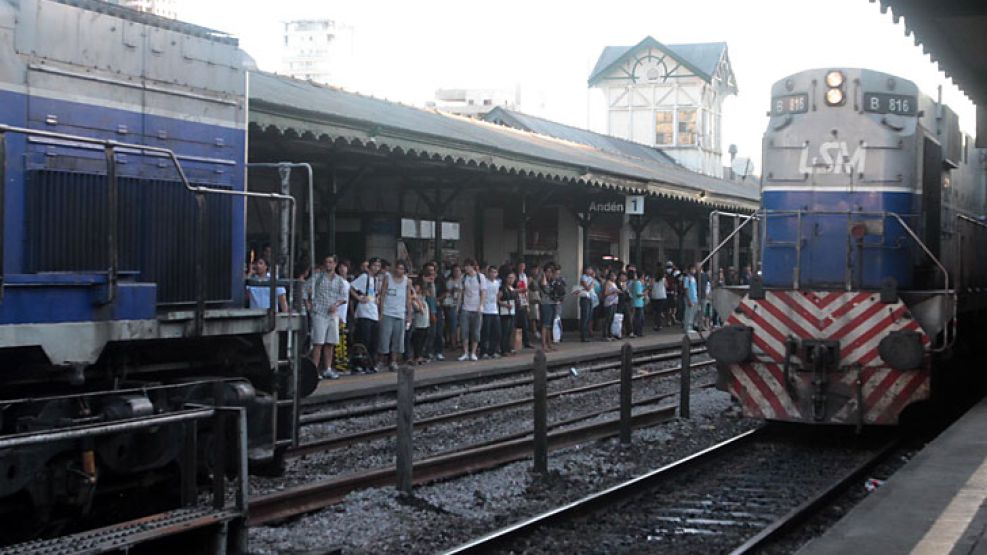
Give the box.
[0,1,305,545]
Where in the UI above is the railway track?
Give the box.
[289,358,715,458]
[442,426,898,554]
[249,404,680,526]
[299,343,708,425]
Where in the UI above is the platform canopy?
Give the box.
[247,71,758,211]
[874,0,987,143]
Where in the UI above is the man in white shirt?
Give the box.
[306,255,347,379]
[458,259,484,361]
[350,257,381,370]
[247,258,288,312]
[479,265,501,359]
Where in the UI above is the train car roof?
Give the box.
[48,0,238,45]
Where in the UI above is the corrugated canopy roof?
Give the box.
[248,71,758,209]
[482,107,679,168]
[588,37,728,86]
[875,0,987,108]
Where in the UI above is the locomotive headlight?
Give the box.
[825,70,845,88]
[825,88,845,106]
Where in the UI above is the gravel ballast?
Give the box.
[249,386,754,554]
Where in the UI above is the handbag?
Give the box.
[610,313,624,338]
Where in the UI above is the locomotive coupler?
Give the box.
[798,339,841,422]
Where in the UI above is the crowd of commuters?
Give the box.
[245,250,752,380]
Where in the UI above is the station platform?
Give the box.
[306,329,697,404]
[799,396,987,555]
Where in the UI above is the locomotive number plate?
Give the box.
[772,94,809,115]
[864,93,917,115]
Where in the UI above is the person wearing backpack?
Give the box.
[350,257,382,372]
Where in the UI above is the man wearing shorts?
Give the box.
[306,255,347,379]
[458,259,484,361]
[377,261,413,372]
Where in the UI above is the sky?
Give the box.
[177,0,976,173]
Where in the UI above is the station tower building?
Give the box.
[589,36,737,177]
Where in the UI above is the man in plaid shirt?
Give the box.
[306,255,348,379]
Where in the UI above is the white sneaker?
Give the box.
[435,354,445,361]
[458,353,470,361]
[470,353,478,361]
[321,369,341,380]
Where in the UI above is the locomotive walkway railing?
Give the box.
[759,208,956,351]
[0,123,298,337]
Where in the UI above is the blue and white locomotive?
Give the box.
[0,0,307,544]
[709,68,987,426]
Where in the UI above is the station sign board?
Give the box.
[585,195,646,215]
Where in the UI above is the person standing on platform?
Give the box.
[497,269,518,355]
[649,267,667,331]
[247,258,289,312]
[601,271,619,341]
[540,263,565,351]
[377,260,413,372]
[422,261,444,360]
[350,257,382,372]
[515,261,533,349]
[410,280,431,365]
[528,265,543,341]
[333,259,352,374]
[458,260,484,362]
[578,266,595,342]
[629,270,645,338]
[683,264,699,333]
[306,255,347,380]
[479,265,501,359]
[444,264,463,351]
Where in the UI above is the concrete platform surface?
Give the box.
[799,397,987,555]
[306,329,699,404]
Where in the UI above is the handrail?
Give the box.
[760,208,955,351]
[700,212,757,271]
[0,123,297,337]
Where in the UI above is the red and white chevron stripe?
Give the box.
[723,290,931,425]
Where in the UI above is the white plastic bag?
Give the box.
[552,316,562,343]
[610,313,624,338]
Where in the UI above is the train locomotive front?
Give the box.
[708,68,987,426]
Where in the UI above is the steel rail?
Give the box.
[440,428,762,555]
[421,384,716,461]
[728,437,901,555]
[290,360,715,457]
[300,345,708,425]
[247,405,679,526]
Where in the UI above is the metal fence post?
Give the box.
[396,365,415,494]
[620,342,633,445]
[680,334,691,418]
[533,349,548,475]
